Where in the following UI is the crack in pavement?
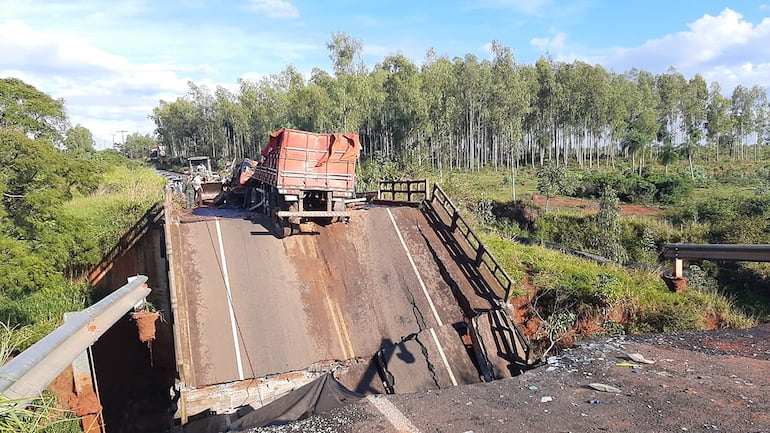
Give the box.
[401,331,441,390]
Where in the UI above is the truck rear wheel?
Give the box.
[271,208,292,238]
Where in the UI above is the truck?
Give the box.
[242,128,360,238]
[188,156,223,203]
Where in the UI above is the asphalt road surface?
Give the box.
[174,204,491,394]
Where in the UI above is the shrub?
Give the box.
[647,173,694,204]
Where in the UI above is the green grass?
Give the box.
[481,231,755,335]
[0,324,81,433]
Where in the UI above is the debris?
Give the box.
[616,362,640,368]
[540,396,553,403]
[546,366,557,372]
[627,353,655,364]
[547,356,561,365]
[588,383,621,393]
[588,399,603,404]
[528,386,539,391]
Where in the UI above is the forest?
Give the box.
[142,33,769,175]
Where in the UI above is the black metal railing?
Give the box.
[429,184,514,301]
[377,179,429,203]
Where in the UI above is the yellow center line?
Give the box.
[325,294,349,359]
[332,298,355,358]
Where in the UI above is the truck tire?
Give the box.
[271,208,292,238]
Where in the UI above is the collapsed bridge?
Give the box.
[167,181,531,425]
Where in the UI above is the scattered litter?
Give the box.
[588,399,603,404]
[588,383,621,393]
[547,356,561,365]
[627,353,656,364]
[541,396,553,403]
[528,385,539,391]
[616,362,641,368]
[546,366,557,372]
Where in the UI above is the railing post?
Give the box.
[674,258,683,278]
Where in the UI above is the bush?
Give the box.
[647,173,694,204]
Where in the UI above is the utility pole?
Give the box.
[111,133,116,149]
[117,130,128,157]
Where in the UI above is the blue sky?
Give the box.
[1,0,768,148]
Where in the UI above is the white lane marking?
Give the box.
[325,294,349,359]
[215,219,245,380]
[386,208,443,327]
[429,327,458,386]
[366,395,421,433]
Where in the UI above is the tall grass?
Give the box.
[0,324,81,433]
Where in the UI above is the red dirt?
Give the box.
[47,366,102,425]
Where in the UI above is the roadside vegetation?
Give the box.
[0,78,163,431]
[431,163,768,357]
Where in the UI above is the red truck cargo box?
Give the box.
[253,128,360,196]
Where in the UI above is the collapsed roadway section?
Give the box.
[165,181,531,427]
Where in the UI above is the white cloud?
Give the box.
[604,9,770,91]
[533,9,770,93]
[245,0,300,19]
[530,32,567,52]
[0,19,191,149]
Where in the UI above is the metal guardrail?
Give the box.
[0,275,151,400]
[426,183,531,366]
[430,184,514,301]
[377,179,429,203]
[663,243,770,278]
[662,243,770,261]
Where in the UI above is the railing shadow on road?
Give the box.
[420,200,502,309]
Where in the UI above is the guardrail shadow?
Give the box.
[420,201,501,309]
[88,201,164,287]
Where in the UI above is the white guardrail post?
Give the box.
[0,275,151,400]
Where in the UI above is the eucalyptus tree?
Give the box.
[533,56,557,165]
[151,97,200,158]
[655,68,687,149]
[749,85,768,160]
[326,31,366,132]
[379,54,427,161]
[421,49,459,174]
[122,132,156,159]
[536,161,573,214]
[680,74,708,176]
[488,41,530,197]
[451,53,491,170]
[706,82,732,162]
[214,86,252,161]
[730,85,753,159]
